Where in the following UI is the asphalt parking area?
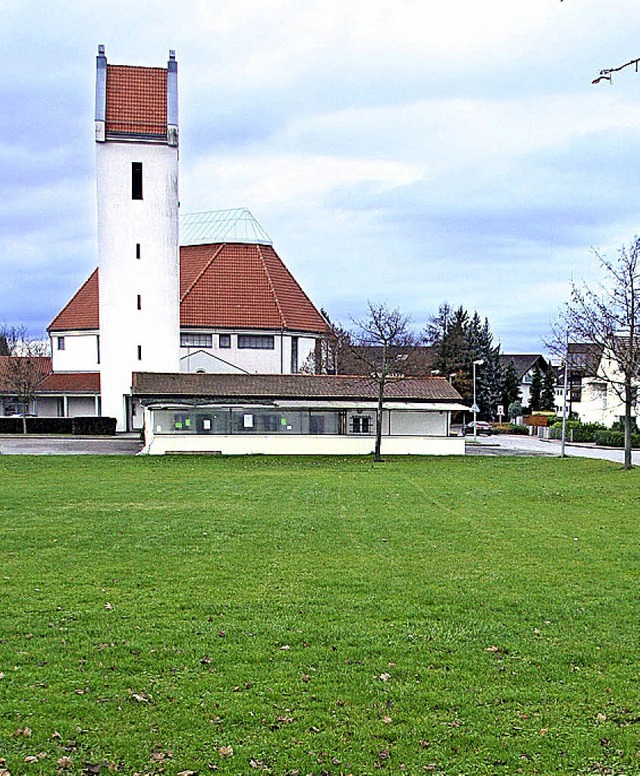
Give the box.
[0,435,143,455]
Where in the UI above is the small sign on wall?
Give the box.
[243,414,254,428]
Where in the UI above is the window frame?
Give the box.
[237,334,275,350]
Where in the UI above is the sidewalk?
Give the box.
[471,433,640,464]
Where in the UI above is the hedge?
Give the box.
[491,423,530,435]
[0,416,116,435]
[549,422,607,442]
[593,430,640,449]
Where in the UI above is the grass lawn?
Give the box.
[0,455,639,775]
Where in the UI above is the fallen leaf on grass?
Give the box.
[382,716,392,724]
[57,756,72,769]
[218,745,233,758]
[104,602,113,611]
[249,759,269,770]
[128,690,152,703]
[177,771,197,775]
[378,672,391,682]
[280,645,291,651]
[596,713,607,723]
[15,727,32,737]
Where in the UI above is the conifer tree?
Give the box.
[529,365,542,411]
[541,367,557,411]
[501,360,521,410]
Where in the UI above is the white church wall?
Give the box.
[50,332,99,372]
[179,333,320,374]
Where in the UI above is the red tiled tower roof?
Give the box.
[105,65,167,137]
[49,245,328,335]
[49,269,99,331]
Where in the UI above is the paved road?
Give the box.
[468,433,640,464]
[0,433,636,463]
[0,435,142,455]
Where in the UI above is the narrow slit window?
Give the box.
[137,345,142,361]
[137,294,142,310]
[132,162,143,200]
[136,243,141,259]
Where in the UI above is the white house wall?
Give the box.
[50,332,100,372]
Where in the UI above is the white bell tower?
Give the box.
[95,45,180,431]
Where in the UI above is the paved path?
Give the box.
[468,433,640,465]
[0,435,142,455]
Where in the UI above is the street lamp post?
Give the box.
[472,358,484,443]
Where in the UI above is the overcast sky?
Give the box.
[3,0,640,352]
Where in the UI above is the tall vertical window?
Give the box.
[291,336,299,373]
[137,294,142,310]
[96,335,100,364]
[135,243,141,259]
[137,345,142,361]
[132,162,143,200]
[56,336,65,351]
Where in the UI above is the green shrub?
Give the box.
[549,421,607,442]
[492,423,529,435]
[0,417,22,434]
[0,416,116,435]
[594,430,640,448]
[71,416,117,436]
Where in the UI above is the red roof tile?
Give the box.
[0,356,51,392]
[180,243,329,333]
[48,269,99,331]
[106,65,167,137]
[50,245,328,335]
[38,372,100,393]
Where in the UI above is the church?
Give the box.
[2,47,466,456]
[45,47,329,432]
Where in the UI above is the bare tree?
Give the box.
[552,239,640,469]
[0,324,50,434]
[299,311,353,375]
[351,302,418,462]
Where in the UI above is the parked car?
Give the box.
[463,421,492,436]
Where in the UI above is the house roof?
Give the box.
[49,244,328,335]
[49,269,99,331]
[500,354,548,380]
[567,343,603,375]
[38,372,100,394]
[132,372,463,402]
[0,356,51,392]
[106,64,167,138]
[0,357,99,395]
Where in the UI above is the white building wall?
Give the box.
[180,334,319,374]
[97,142,180,430]
[50,332,100,372]
[144,431,464,456]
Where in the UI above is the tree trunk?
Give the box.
[374,378,384,462]
[624,379,633,470]
[22,413,27,436]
